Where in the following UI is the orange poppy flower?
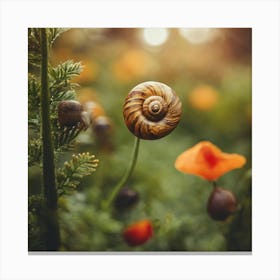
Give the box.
[175,141,246,181]
[123,220,153,246]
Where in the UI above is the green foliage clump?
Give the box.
[28,28,99,251]
[28,28,68,68]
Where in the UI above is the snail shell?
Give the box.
[123,81,182,140]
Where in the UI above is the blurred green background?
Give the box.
[29,28,251,251]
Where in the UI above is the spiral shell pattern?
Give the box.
[123,81,182,140]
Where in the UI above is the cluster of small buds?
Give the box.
[67,153,99,167]
[83,101,112,136]
[82,100,114,151]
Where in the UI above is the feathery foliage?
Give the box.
[28,28,69,68]
[28,195,45,250]
[49,61,83,114]
[28,139,42,166]
[28,40,84,165]
[57,153,99,196]
[49,60,83,85]
[28,28,99,251]
[28,74,41,131]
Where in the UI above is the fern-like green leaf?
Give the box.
[28,28,41,53]
[47,28,69,47]
[57,153,99,195]
[51,90,77,104]
[28,194,43,213]
[49,60,83,86]
[48,61,84,151]
[28,28,69,68]
[28,139,42,166]
[54,124,84,150]
[49,61,83,107]
[28,74,41,129]
[28,194,45,250]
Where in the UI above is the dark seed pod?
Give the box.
[114,187,140,209]
[58,100,83,127]
[207,187,237,221]
[93,116,112,136]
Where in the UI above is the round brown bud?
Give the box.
[93,116,112,136]
[114,187,140,210]
[207,187,237,221]
[58,100,83,127]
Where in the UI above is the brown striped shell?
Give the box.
[123,81,182,140]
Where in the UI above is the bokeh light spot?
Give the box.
[188,85,219,111]
[142,28,169,46]
[179,28,218,44]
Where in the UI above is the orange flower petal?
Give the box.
[175,141,246,181]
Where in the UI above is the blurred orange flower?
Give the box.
[50,47,74,65]
[83,101,106,121]
[188,85,219,111]
[71,59,99,85]
[123,219,153,246]
[112,49,153,83]
[76,87,99,105]
[175,141,246,181]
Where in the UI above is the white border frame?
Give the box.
[1,0,279,279]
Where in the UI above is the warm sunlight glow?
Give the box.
[142,28,169,46]
[179,28,218,44]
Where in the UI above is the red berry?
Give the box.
[207,187,237,221]
[123,220,153,246]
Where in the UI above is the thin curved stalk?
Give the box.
[103,137,140,209]
[212,181,218,189]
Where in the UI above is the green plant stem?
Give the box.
[40,28,60,251]
[103,137,140,209]
[212,181,218,189]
